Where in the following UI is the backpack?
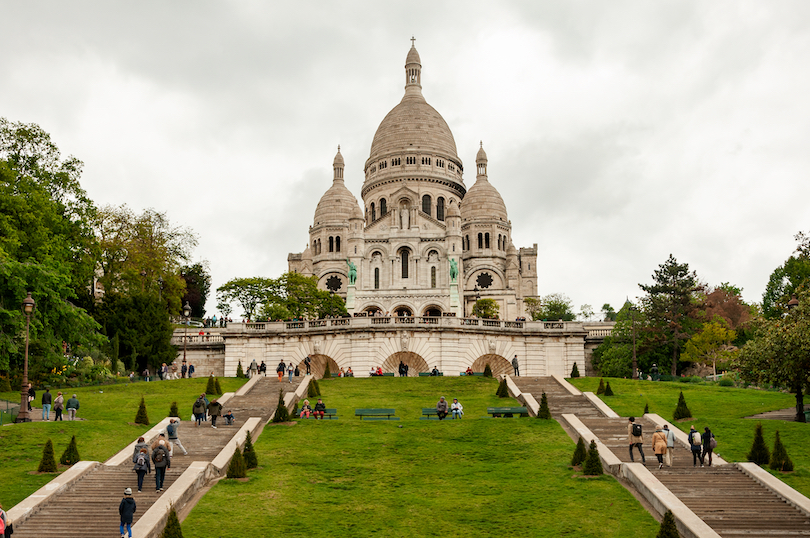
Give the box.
[167,424,176,437]
[136,453,146,467]
[691,431,702,445]
[154,449,165,463]
[632,423,642,437]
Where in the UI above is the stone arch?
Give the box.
[393,305,413,316]
[297,354,340,379]
[382,351,429,375]
[471,354,511,376]
[465,267,506,291]
[363,304,384,315]
[422,305,443,317]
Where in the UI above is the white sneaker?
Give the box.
[212,425,217,429]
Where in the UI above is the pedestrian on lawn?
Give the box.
[167,418,188,456]
[132,447,151,493]
[152,441,170,492]
[41,388,52,421]
[652,425,668,469]
[53,391,64,421]
[181,362,187,378]
[436,396,449,420]
[628,417,646,464]
[208,398,223,428]
[663,424,676,467]
[188,363,195,378]
[66,394,80,420]
[119,488,136,538]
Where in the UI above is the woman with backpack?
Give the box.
[152,440,171,492]
[689,425,703,467]
[701,426,716,467]
[132,447,151,492]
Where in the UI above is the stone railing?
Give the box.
[170,334,225,345]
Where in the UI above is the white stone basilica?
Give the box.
[288,42,539,319]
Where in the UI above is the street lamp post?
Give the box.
[182,301,191,365]
[17,292,36,423]
[629,305,638,380]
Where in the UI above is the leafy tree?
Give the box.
[226,448,247,478]
[579,304,594,321]
[591,301,668,379]
[528,293,575,321]
[762,232,810,320]
[243,430,258,469]
[673,391,691,420]
[537,392,551,419]
[60,435,81,465]
[639,255,705,376]
[181,262,211,319]
[472,298,499,319]
[135,396,149,425]
[656,510,679,538]
[583,440,603,476]
[216,277,276,321]
[271,390,290,423]
[601,303,617,322]
[769,430,794,472]
[570,363,580,378]
[736,288,810,421]
[682,319,737,377]
[38,439,57,472]
[216,299,232,319]
[160,506,185,538]
[571,437,587,466]
[702,284,753,343]
[747,422,770,465]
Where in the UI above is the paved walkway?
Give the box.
[12,376,302,538]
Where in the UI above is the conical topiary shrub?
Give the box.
[38,439,57,472]
[292,400,299,418]
[496,378,509,398]
[60,435,81,466]
[134,396,149,425]
[673,391,691,420]
[604,382,614,396]
[643,403,649,414]
[206,375,216,395]
[570,363,580,378]
[169,401,179,418]
[769,430,794,472]
[483,364,493,378]
[160,505,185,538]
[323,363,331,379]
[583,439,603,476]
[236,361,245,378]
[214,377,222,395]
[656,510,679,538]
[537,392,552,419]
[307,379,318,397]
[0,376,11,392]
[226,447,246,478]
[747,422,770,465]
[271,390,290,423]
[571,436,587,467]
[596,378,605,395]
[243,430,258,469]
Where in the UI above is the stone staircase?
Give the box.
[512,376,604,419]
[12,377,300,538]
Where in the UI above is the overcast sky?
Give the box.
[2,1,809,317]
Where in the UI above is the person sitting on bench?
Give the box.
[313,398,326,419]
[376,366,383,376]
[465,367,473,376]
[299,400,313,418]
[436,396,449,420]
[430,366,440,376]
[451,398,464,419]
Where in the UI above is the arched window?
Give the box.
[336,236,341,252]
[374,267,380,289]
[437,197,445,221]
[380,198,387,216]
[371,202,376,222]
[400,248,410,279]
[485,233,490,249]
[497,235,501,250]
[478,233,483,249]
[328,237,334,253]
[422,194,432,216]
[431,266,436,288]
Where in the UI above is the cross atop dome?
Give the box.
[405,39,422,91]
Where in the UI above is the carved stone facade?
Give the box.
[288,42,538,319]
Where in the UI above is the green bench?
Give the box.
[299,408,338,420]
[487,406,528,418]
[418,372,444,377]
[459,372,484,376]
[420,408,458,420]
[382,372,395,377]
[355,408,399,420]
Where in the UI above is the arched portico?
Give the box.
[297,354,340,379]
[382,351,428,375]
[472,354,511,376]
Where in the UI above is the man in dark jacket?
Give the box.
[436,397,449,420]
[119,487,136,537]
[41,388,52,421]
[152,440,171,492]
[207,398,223,428]
[193,396,206,426]
[65,394,80,421]
[313,398,326,419]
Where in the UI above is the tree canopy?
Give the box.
[525,293,575,321]
[472,298,500,319]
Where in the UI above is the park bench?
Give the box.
[487,406,528,418]
[420,408,458,420]
[418,372,444,377]
[459,372,484,376]
[299,408,338,420]
[355,408,399,420]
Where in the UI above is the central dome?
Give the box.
[367,44,460,166]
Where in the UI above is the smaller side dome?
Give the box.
[351,203,363,220]
[447,199,460,217]
[476,141,487,163]
[333,145,345,166]
[506,241,517,256]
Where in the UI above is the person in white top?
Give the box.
[663,424,676,467]
[451,398,464,419]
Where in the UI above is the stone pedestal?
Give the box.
[449,283,462,316]
[346,285,356,312]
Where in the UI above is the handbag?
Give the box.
[710,436,717,449]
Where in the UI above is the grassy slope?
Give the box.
[182,377,659,538]
[0,377,245,508]
[568,378,810,496]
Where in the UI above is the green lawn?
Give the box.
[568,377,810,497]
[0,377,246,508]
[182,377,660,538]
